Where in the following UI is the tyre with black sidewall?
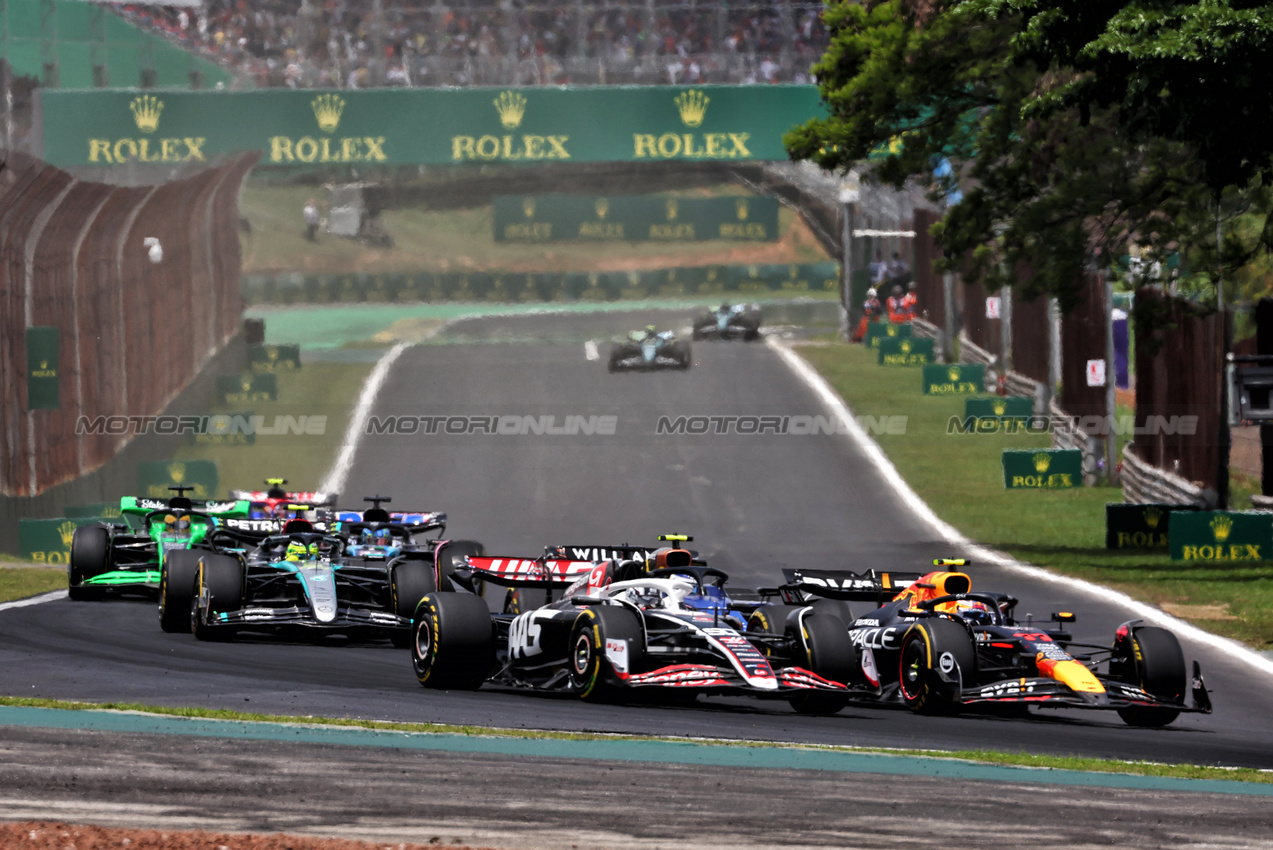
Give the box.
[608,343,637,372]
[747,604,800,657]
[786,611,857,715]
[390,561,437,648]
[810,598,854,625]
[68,525,110,601]
[504,586,553,615]
[159,549,200,633]
[898,618,976,715]
[1116,626,1186,727]
[568,605,645,702]
[191,554,244,642]
[435,540,484,592]
[670,340,692,369]
[412,592,494,689]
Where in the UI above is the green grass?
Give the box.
[799,342,1273,650]
[0,567,65,603]
[172,360,374,496]
[0,696,1266,783]
[239,183,831,276]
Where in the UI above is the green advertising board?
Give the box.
[1106,503,1200,550]
[216,373,278,405]
[42,86,825,168]
[1170,511,1273,562]
[1002,449,1081,489]
[922,364,985,395]
[19,516,111,564]
[965,396,1033,420]
[25,327,59,410]
[877,336,933,366]
[866,321,912,349]
[64,503,124,520]
[248,344,302,372]
[136,459,219,500]
[494,194,779,242]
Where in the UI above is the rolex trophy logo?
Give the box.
[1144,506,1163,530]
[494,90,527,129]
[129,95,163,133]
[168,461,186,484]
[595,197,609,220]
[311,93,345,133]
[666,198,679,221]
[674,89,709,127]
[59,521,77,549]
[900,340,912,353]
[1032,453,1052,473]
[948,367,960,381]
[1211,514,1233,543]
[735,198,749,220]
[522,197,536,218]
[993,400,1006,416]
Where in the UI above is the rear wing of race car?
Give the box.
[547,538,704,566]
[332,510,446,535]
[773,568,927,605]
[229,490,339,507]
[120,497,251,517]
[464,555,600,588]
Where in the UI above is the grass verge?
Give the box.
[0,696,1265,784]
[0,568,65,603]
[797,341,1273,650]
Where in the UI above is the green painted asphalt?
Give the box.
[246,297,832,349]
[2,706,1268,797]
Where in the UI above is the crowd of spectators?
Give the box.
[110,1,830,88]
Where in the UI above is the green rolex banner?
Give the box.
[922,364,985,395]
[1106,503,1200,550]
[25,327,59,410]
[877,336,933,366]
[19,516,112,564]
[867,322,912,349]
[136,459,219,500]
[216,373,279,405]
[965,396,1033,420]
[1002,449,1081,489]
[494,195,779,242]
[248,344,302,372]
[1170,511,1273,562]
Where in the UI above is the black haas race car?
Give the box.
[691,302,762,341]
[775,559,1212,727]
[410,541,875,713]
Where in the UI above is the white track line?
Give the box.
[0,590,67,612]
[584,340,599,361]
[766,337,1273,678]
[319,341,411,496]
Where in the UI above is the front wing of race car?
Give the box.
[617,662,850,696]
[960,665,1212,714]
[209,604,406,631]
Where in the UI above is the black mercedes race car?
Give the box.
[609,326,692,372]
[158,496,483,647]
[692,303,762,341]
[775,560,1212,726]
[410,542,874,713]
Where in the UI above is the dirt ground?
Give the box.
[1,823,496,850]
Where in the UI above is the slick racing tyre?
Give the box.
[1116,626,1186,728]
[434,540,484,592]
[670,340,692,370]
[608,344,637,373]
[68,525,110,601]
[191,554,244,642]
[810,598,854,625]
[898,618,976,716]
[390,562,437,648]
[159,549,201,633]
[786,610,857,715]
[569,605,645,702]
[412,592,494,690]
[747,604,800,657]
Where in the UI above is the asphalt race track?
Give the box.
[4,309,1273,775]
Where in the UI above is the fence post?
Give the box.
[942,272,955,363]
[1103,271,1117,484]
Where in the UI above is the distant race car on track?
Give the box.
[229,478,338,519]
[68,486,250,600]
[775,559,1213,726]
[411,539,875,713]
[609,326,691,372]
[692,303,762,341]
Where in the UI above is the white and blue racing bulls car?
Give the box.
[411,543,876,713]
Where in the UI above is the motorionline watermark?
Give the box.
[366,415,618,435]
[946,414,1198,436]
[656,414,907,436]
[76,414,327,436]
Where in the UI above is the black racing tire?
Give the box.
[1116,626,1186,728]
[608,343,636,373]
[743,326,761,341]
[670,340,692,369]
[435,540,484,592]
[191,554,244,642]
[747,604,800,657]
[390,561,437,648]
[897,618,976,716]
[786,611,857,715]
[159,549,201,633]
[568,605,645,702]
[412,592,494,689]
[68,525,110,601]
[810,598,854,625]
[504,586,553,615]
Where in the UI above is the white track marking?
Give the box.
[766,337,1273,678]
[319,341,411,496]
[584,340,599,361]
[0,590,67,612]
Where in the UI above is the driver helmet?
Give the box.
[954,599,994,625]
[163,514,191,531]
[866,288,877,299]
[626,585,666,610]
[285,540,319,561]
[720,303,730,312]
[646,324,657,335]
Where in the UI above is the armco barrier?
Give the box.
[0,151,258,500]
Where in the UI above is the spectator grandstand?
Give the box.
[110,1,829,88]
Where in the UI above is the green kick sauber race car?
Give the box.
[67,486,251,600]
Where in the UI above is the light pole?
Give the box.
[838,170,862,340]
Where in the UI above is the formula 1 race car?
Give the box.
[411,541,874,713]
[229,478,338,519]
[777,560,1212,726]
[68,487,250,600]
[692,303,762,341]
[608,326,692,372]
[157,496,484,646]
